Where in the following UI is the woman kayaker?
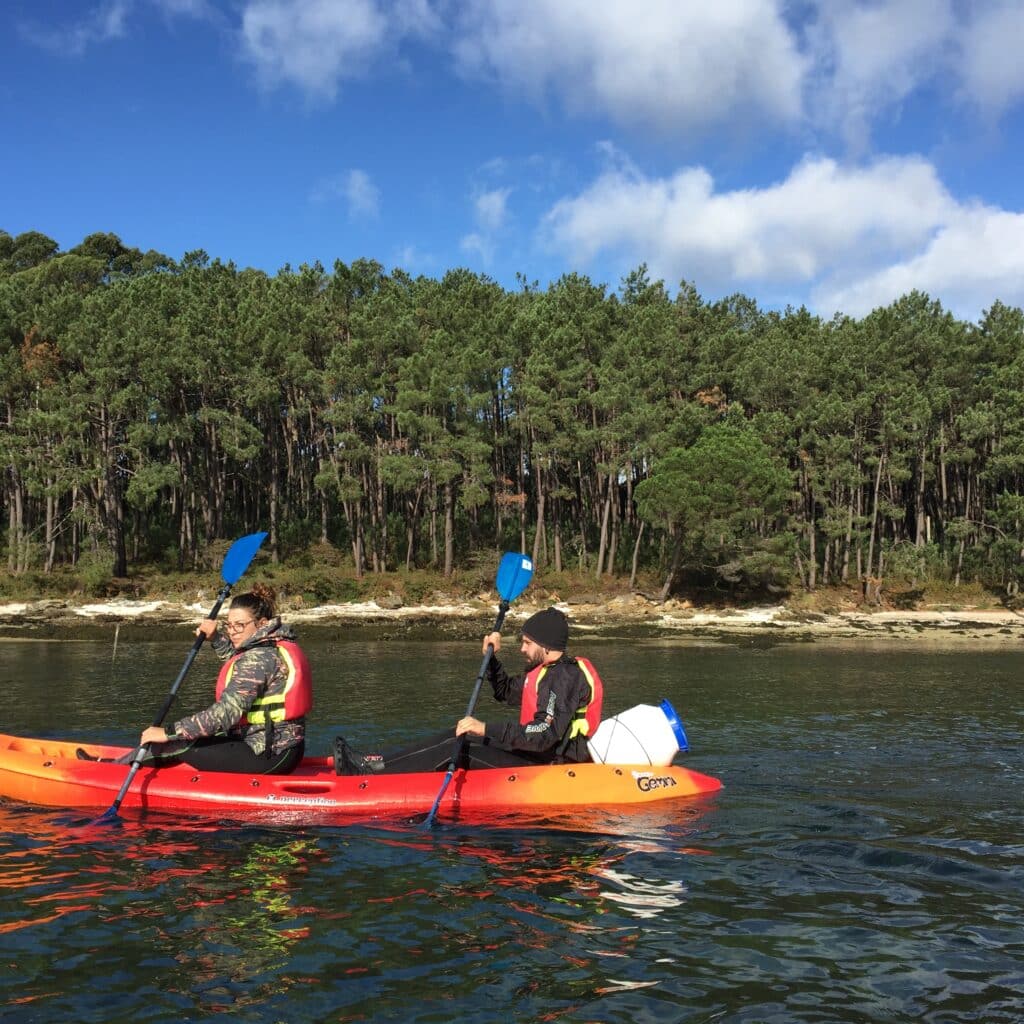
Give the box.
[80,584,311,774]
[337,607,602,774]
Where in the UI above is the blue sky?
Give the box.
[4,0,1024,321]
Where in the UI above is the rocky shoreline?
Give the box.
[2,595,1023,645]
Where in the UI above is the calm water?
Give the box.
[1,630,1022,1023]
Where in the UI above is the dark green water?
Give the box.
[1,632,1022,1022]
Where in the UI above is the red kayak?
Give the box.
[0,732,722,824]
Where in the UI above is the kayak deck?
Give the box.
[0,733,722,823]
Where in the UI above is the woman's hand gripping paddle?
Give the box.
[422,552,534,828]
[91,532,268,824]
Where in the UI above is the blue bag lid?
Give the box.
[659,698,689,752]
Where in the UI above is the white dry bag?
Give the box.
[586,698,689,766]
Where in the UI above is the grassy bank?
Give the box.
[0,542,1012,617]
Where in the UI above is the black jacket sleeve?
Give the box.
[487,655,526,708]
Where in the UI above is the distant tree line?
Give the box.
[3,227,1024,599]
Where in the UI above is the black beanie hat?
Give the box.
[521,607,569,651]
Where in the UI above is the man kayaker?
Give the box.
[78,583,311,774]
[460,606,603,761]
[337,607,603,774]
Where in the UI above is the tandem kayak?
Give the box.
[0,732,722,824]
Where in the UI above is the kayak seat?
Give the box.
[333,735,385,776]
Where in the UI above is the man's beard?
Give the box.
[523,651,544,671]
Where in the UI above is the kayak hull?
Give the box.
[0,733,721,823]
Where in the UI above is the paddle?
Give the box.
[422,552,534,828]
[92,531,268,824]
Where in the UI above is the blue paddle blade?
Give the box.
[221,532,268,586]
[496,552,533,602]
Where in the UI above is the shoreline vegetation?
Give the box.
[2,567,1022,645]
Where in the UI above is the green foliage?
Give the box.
[3,229,1024,603]
[883,542,949,584]
[126,463,181,510]
[636,423,791,537]
[74,550,115,597]
[635,422,794,591]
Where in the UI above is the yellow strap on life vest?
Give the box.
[526,660,597,740]
[567,660,598,739]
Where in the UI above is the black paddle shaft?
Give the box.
[440,598,510,775]
[101,581,234,820]
[149,582,232,728]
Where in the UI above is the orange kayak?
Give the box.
[0,732,722,824]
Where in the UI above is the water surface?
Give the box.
[1,633,1022,1022]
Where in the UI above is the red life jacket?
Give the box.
[215,639,313,727]
[519,656,604,740]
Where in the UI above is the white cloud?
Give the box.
[459,232,492,263]
[802,0,1024,144]
[460,182,515,265]
[239,0,439,97]
[153,0,216,16]
[474,188,512,232]
[957,1,1024,116]
[228,1,1024,144]
[310,169,381,217]
[19,0,133,56]
[392,243,434,271]
[816,207,1024,318]
[241,0,389,98]
[804,0,956,150]
[451,0,804,134]
[539,147,1024,318]
[23,1,1024,147]
[344,169,381,217]
[543,148,955,284]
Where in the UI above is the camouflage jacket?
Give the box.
[168,617,306,757]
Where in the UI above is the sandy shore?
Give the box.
[2,594,1023,645]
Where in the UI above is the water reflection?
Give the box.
[160,834,320,1013]
[593,867,688,919]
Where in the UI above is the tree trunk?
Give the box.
[45,482,56,573]
[269,450,280,564]
[518,438,527,555]
[576,459,588,572]
[365,464,381,574]
[866,450,885,581]
[406,483,424,570]
[807,513,817,591]
[658,530,684,603]
[443,479,455,577]
[8,473,25,574]
[794,544,808,590]
[430,488,438,568]
[531,462,546,567]
[595,472,612,579]
[553,497,563,573]
[629,520,645,589]
[842,495,854,583]
[96,405,128,579]
[607,476,620,577]
[915,437,927,546]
